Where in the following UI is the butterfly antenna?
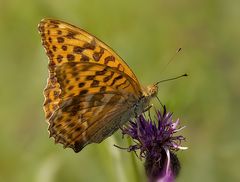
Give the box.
[155,73,188,85]
[160,47,182,75]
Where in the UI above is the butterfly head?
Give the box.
[145,84,158,98]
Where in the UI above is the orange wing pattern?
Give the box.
[38,19,143,152]
[38,19,141,120]
[55,62,141,101]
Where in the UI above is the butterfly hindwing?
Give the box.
[49,93,129,152]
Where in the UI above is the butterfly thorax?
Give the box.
[131,84,158,117]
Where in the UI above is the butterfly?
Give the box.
[38,19,158,152]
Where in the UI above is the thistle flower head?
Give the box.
[120,106,187,182]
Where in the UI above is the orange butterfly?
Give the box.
[38,19,158,152]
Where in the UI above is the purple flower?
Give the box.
[118,106,187,182]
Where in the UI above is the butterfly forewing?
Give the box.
[38,19,139,82]
[38,19,144,152]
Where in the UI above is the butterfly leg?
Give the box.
[133,103,153,118]
[143,104,153,112]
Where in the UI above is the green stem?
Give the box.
[127,137,141,182]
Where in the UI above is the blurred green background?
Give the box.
[0,0,239,181]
